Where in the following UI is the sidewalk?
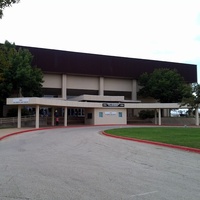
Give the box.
[0,128,35,140]
[0,126,68,140]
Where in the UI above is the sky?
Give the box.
[1,0,200,82]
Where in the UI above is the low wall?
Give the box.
[160,117,196,126]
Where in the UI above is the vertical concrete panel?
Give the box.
[158,109,161,125]
[64,107,68,126]
[62,74,67,99]
[36,105,40,128]
[17,105,22,128]
[52,107,55,126]
[99,77,104,96]
[154,109,157,125]
[132,80,137,100]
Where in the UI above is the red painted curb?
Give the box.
[102,131,200,154]
[1,125,200,155]
[0,126,74,141]
[0,128,45,141]
[0,124,127,141]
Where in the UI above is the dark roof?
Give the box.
[19,45,197,83]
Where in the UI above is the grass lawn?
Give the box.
[105,127,200,149]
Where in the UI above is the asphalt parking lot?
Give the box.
[0,126,200,200]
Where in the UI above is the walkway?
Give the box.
[0,128,32,139]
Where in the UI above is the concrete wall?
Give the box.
[43,74,62,88]
[94,108,127,125]
[43,74,135,93]
[104,78,132,91]
[85,108,126,125]
[67,75,99,90]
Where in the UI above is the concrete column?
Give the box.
[64,107,68,126]
[17,105,22,128]
[158,108,161,126]
[52,107,55,126]
[35,105,40,128]
[195,107,199,126]
[154,109,157,125]
[62,74,67,99]
[99,77,104,96]
[132,80,137,100]
[163,109,170,117]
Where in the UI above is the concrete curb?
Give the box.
[1,126,200,154]
[0,126,74,141]
[102,131,200,154]
[0,128,47,141]
[0,124,127,141]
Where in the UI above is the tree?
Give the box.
[137,68,192,103]
[0,0,20,18]
[0,41,43,116]
[181,83,200,110]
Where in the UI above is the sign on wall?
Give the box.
[13,98,30,104]
[105,112,117,115]
[102,103,124,107]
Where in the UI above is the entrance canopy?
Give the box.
[7,97,181,109]
[6,97,199,128]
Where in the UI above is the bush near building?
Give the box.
[139,110,154,119]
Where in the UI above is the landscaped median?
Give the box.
[102,127,200,154]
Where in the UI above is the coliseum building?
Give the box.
[6,46,198,128]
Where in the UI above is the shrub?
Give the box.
[139,110,154,119]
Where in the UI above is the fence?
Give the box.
[0,115,36,127]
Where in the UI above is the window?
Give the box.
[99,112,103,118]
[119,112,122,117]
[68,108,85,117]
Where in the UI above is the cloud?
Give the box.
[1,0,200,82]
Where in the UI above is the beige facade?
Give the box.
[104,78,132,92]
[67,75,99,90]
[41,74,157,120]
[42,74,137,100]
[43,74,62,88]
[6,73,200,128]
[85,108,127,125]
